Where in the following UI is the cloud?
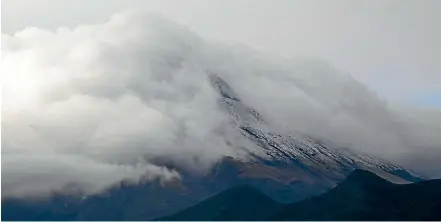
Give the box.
[2,11,237,198]
[2,154,179,198]
[2,10,441,198]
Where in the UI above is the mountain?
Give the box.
[1,75,424,221]
[208,74,422,184]
[271,169,441,221]
[157,185,282,221]
[155,170,441,221]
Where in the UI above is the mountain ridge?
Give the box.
[155,169,441,221]
[271,169,441,221]
[208,73,422,184]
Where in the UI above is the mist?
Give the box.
[2,10,441,198]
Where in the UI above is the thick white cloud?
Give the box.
[2,10,441,198]
[2,154,179,198]
[2,11,238,198]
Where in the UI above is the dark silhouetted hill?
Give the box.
[156,170,441,221]
[271,169,441,221]
[157,185,282,221]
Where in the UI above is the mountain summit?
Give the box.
[209,74,422,183]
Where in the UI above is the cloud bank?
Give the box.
[2,10,441,198]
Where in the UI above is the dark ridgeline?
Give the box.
[157,169,441,221]
[2,169,440,221]
[271,169,441,221]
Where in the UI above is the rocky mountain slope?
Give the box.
[208,74,422,183]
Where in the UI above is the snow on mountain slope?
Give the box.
[208,73,423,184]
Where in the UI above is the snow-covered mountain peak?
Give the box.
[208,74,424,184]
[209,73,265,126]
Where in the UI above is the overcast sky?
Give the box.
[3,0,441,108]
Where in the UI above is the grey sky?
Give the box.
[3,0,441,107]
